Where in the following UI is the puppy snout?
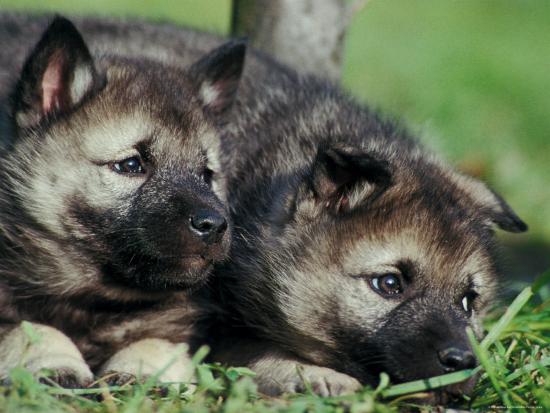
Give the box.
[189,210,227,244]
[438,347,476,372]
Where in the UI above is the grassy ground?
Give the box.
[1,272,549,412]
[0,1,548,412]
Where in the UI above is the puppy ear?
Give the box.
[488,190,528,233]
[189,40,246,117]
[14,16,101,129]
[453,174,527,233]
[298,144,392,214]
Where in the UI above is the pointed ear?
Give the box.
[299,145,392,214]
[453,173,527,233]
[488,190,528,233]
[14,16,100,129]
[189,40,246,117]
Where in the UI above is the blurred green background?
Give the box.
[1,0,548,284]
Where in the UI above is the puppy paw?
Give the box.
[256,363,361,397]
[37,366,93,388]
[99,371,139,387]
[284,365,361,396]
[98,339,194,385]
[0,323,93,387]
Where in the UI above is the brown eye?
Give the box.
[112,156,145,175]
[203,167,213,186]
[461,291,478,315]
[370,274,403,297]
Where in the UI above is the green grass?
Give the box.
[1,271,548,413]
[0,0,231,33]
[344,1,550,245]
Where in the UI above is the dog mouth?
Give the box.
[175,254,212,266]
[141,253,214,282]
[102,251,217,291]
[155,253,215,275]
[175,254,214,277]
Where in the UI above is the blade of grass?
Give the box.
[373,372,390,397]
[468,327,512,408]
[46,385,132,396]
[481,286,533,349]
[381,367,481,398]
[504,356,550,383]
[191,345,210,366]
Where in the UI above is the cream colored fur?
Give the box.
[0,322,93,384]
[250,351,361,397]
[98,338,194,385]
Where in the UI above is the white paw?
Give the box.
[259,364,362,396]
[98,339,194,386]
[0,323,93,387]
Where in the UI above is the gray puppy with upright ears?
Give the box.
[0,15,245,386]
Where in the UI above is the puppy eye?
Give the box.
[112,156,145,175]
[370,273,403,297]
[461,291,478,315]
[203,167,214,186]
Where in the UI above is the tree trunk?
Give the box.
[232,0,356,81]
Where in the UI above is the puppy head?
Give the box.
[5,17,246,295]
[255,139,525,395]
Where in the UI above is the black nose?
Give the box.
[189,210,227,244]
[438,347,476,372]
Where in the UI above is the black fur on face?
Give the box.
[69,168,230,291]
[332,294,476,382]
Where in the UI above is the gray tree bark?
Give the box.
[232,0,366,81]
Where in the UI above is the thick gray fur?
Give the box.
[0,13,527,400]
